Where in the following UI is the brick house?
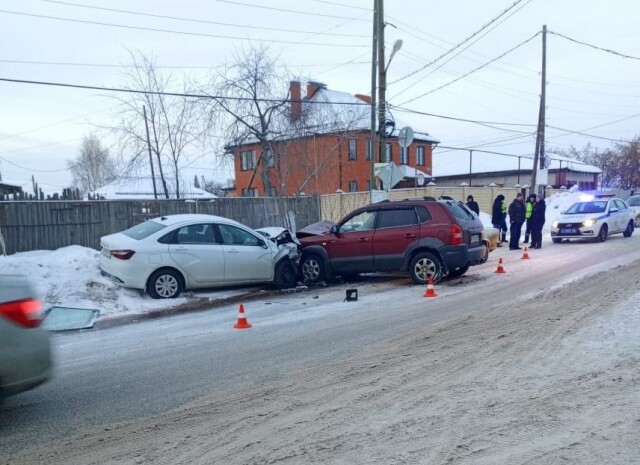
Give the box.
[228,81,439,197]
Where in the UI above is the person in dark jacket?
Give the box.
[508,192,526,250]
[491,195,508,245]
[466,195,480,216]
[523,193,536,243]
[530,194,546,249]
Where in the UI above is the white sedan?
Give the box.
[99,214,299,299]
[551,197,635,243]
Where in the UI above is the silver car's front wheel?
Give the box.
[148,269,183,299]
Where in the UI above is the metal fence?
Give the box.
[0,196,321,254]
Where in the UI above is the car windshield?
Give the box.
[121,220,167,240]
[565,201,607,214]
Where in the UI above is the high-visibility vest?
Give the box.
[501,202,506,213]
[525,202,533,219]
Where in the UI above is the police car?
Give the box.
[551,197,635,243]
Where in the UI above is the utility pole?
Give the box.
[377,0,386,177]
[532,25,547,194]
[143,105,158,199]
[369,0,378,200]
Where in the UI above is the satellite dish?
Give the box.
[398,126,414,148]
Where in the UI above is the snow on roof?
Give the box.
[433,151,601,177]
[91,177,217,200]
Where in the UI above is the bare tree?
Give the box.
[615,136,640,190]
[67,134,117,193]
[204,46,291,196]
[110,52,204,198]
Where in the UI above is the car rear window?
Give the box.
[416,206,432,224]
[122,220,167,240]
[627,196,640,207]
[444,202,477,221]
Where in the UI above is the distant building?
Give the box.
[89,177,217,200]
[0,181,22,196]
[432,152,600,190]
[228,81,438,197]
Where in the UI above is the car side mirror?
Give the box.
[41,307,100,331]
[610,207,619,213]
[259,239,269,249]
[330,225,339,234]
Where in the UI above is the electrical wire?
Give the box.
[209,0,369,21]
[36,0,369,38]
[395,32,540,106]
[0,9,369,47]
[389,0,529,86]
[548,30,640,61]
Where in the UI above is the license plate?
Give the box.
[470,234,480,245]
[560,228,578,234]
[101,248,112,258]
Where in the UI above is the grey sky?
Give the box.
[1,0,638,191]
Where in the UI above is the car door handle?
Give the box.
[175,247,188,251]
[358,237,370,242]
[226,249,239,253]
[404,233,417,238]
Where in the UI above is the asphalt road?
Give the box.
[2,235,640,457]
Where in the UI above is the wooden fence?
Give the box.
[0,197,321,254]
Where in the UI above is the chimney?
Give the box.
[290,80,301,121]
[354,94,371,104]
[306,81,326,99]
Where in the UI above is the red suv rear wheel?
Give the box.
[409,252,443,285]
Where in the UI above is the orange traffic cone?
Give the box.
[233,304,252,329]
[423,277,437,298]
[521,246,530,260]
[495,257,506,274]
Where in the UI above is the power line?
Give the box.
[0,76,374,106]
[548,30,640,61]
[390,0,534,99]
[395,32,540,106]
[0,9,369,47]
[36,0,369,38]
[390,105,536,128]
[389,0,530,86]
[305,0,370,11]
[209,0,369,21]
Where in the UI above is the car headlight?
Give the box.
[582,218,597,227]
[552,220,559,228]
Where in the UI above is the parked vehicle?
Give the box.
[626,195,640,227]
[99,214,299,299]
[551,198,635,243]
[297,199,488,285]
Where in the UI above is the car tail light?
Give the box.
[451,224,464,245]
[111,250,136,260]
[0,298,43,328]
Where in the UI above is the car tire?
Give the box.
[147,269,183,299]
[447,264,470,279]
[409,251,443,285]
[623,220,634,238]
[596,224,608,243]
[300,254,326,284]
[274,260,297,289]
[552,238,562,244]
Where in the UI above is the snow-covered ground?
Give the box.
[0,188,603,320]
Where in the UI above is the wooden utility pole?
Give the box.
[369,0,378,199]
[377,0,386,175]
[143,105,158,199]
[532,25,547,193]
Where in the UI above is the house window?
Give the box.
[242,188,258,197]
[348,139,357,160]
[417,146,425,166]
[349,180,358,192]
[240,150,256,171]
[366,180,371,191]
[365,139,371,161]
[382,143,392,163]
[400,147,409,165]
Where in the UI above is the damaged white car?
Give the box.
[100,214,300,299]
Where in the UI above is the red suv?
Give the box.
[297,199,488,284]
